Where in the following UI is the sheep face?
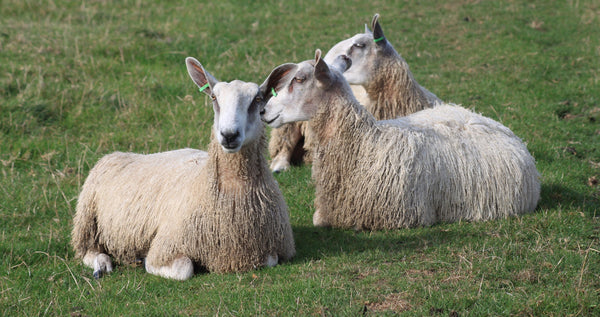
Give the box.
[210,81,263,153]
[260,50,351,128]
[186,57,264,153]
[323,13,390,86]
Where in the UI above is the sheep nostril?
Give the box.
[221,130,240,143]
[260,109,266,116]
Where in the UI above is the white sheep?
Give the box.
[323,13,441,117]
[71,57,295,280]
[260,50,540,230]
[267,14,440,173]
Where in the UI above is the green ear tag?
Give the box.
[198,83,210,92]
[271,87,277,97]
[373,37,384,43]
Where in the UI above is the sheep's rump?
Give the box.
[321,105,540,229]
[72,149,209,263]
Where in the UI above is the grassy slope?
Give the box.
[1,0,598,315]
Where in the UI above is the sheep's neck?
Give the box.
[363,58,431,118]
[311,92,377,157]
[205,131,268,194]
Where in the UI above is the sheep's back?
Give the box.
[381,105,539,223]
[326,104,540,229]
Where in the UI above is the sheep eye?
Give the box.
[294,77,305,83]
[210,94,217,101]
[254,96,262,103]
[353,43,365,48]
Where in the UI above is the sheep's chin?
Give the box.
[221,145,242,153]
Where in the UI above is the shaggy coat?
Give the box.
[71,130,295,273]
[261,51,540,230]
[311,101,540,229]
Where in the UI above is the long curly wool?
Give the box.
[310,92,540,230]
[71,130,295,273]
[362,46,441,118]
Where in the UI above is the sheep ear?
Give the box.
[314,49,333,87]
[260,63,296,97]
[364,23,372,34]
[371,13,387,46]
[185,57,218,96]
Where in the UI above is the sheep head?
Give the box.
[259,49,351,128]
[185,57,264,153]
[323,13,392,86]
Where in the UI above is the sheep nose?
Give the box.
[221,130,240,144]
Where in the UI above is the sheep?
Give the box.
[71,57,295,280]
[259,50,540,230]
[323,13,441,117]
[267,14,439,173]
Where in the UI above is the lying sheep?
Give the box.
[71,57,295,280]
[267,14,439,173]
[323,13,441,117]
[260,50,540,230]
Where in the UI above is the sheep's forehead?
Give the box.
[293,61,316,79]
[351,33,373,46]
[213,80,259,109]
[324,33,373,64]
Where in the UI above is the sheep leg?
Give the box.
[268,122,303,173]
[312,208,330,227]
[145,255,194,281]
[82,251,113,279]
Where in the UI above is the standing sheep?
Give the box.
[260,50,540,230]
[268,14,440,173]
[71,57,295,280]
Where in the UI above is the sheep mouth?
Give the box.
[262,114,279,125]
[221,143,241,153]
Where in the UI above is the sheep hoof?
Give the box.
[264,254,278,267]
[145,256,194,280]
[83,252,111,279]
[270,157,290,173]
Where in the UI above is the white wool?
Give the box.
[261,50,541,230]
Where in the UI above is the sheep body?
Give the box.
[73,140,294,273]
[312,103,540,229]
[261,51,540,230]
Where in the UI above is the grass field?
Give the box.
[1,0,599,315]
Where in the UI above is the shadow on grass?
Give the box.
[539,182,599,217]
[290,223,463,264]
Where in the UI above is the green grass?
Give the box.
[1,0,599,315]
